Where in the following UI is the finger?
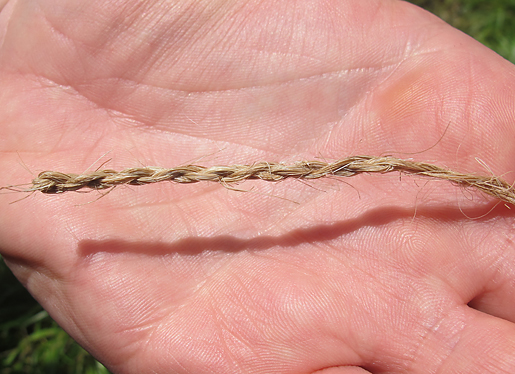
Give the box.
[468,258,515,323]
[410,307,515,374]
[463,224,515,323]
[398,214,515,325]
[459,214,515,323]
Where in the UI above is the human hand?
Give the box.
[1,0,515,373]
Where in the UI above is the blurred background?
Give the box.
[410,0,514,62]
[1,1,514,373]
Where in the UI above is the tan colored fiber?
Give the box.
[12,155,515,206]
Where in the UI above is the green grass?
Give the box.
[2,1,515,373]
[408,0,515,63]
[0,257,110,374]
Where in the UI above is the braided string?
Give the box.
[24,155,515,205]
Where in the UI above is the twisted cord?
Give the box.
[22,155,515,205]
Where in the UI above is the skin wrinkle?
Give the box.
[407,290,463,372]
[66,78,334,153]
[61,69,389,156]
[79,67,382,101]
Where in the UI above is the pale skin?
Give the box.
[1,0,515,373]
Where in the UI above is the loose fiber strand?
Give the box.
[5,156,515,206]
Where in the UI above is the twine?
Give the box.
[10,155,515,206]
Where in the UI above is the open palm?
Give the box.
[1,1,515,373]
